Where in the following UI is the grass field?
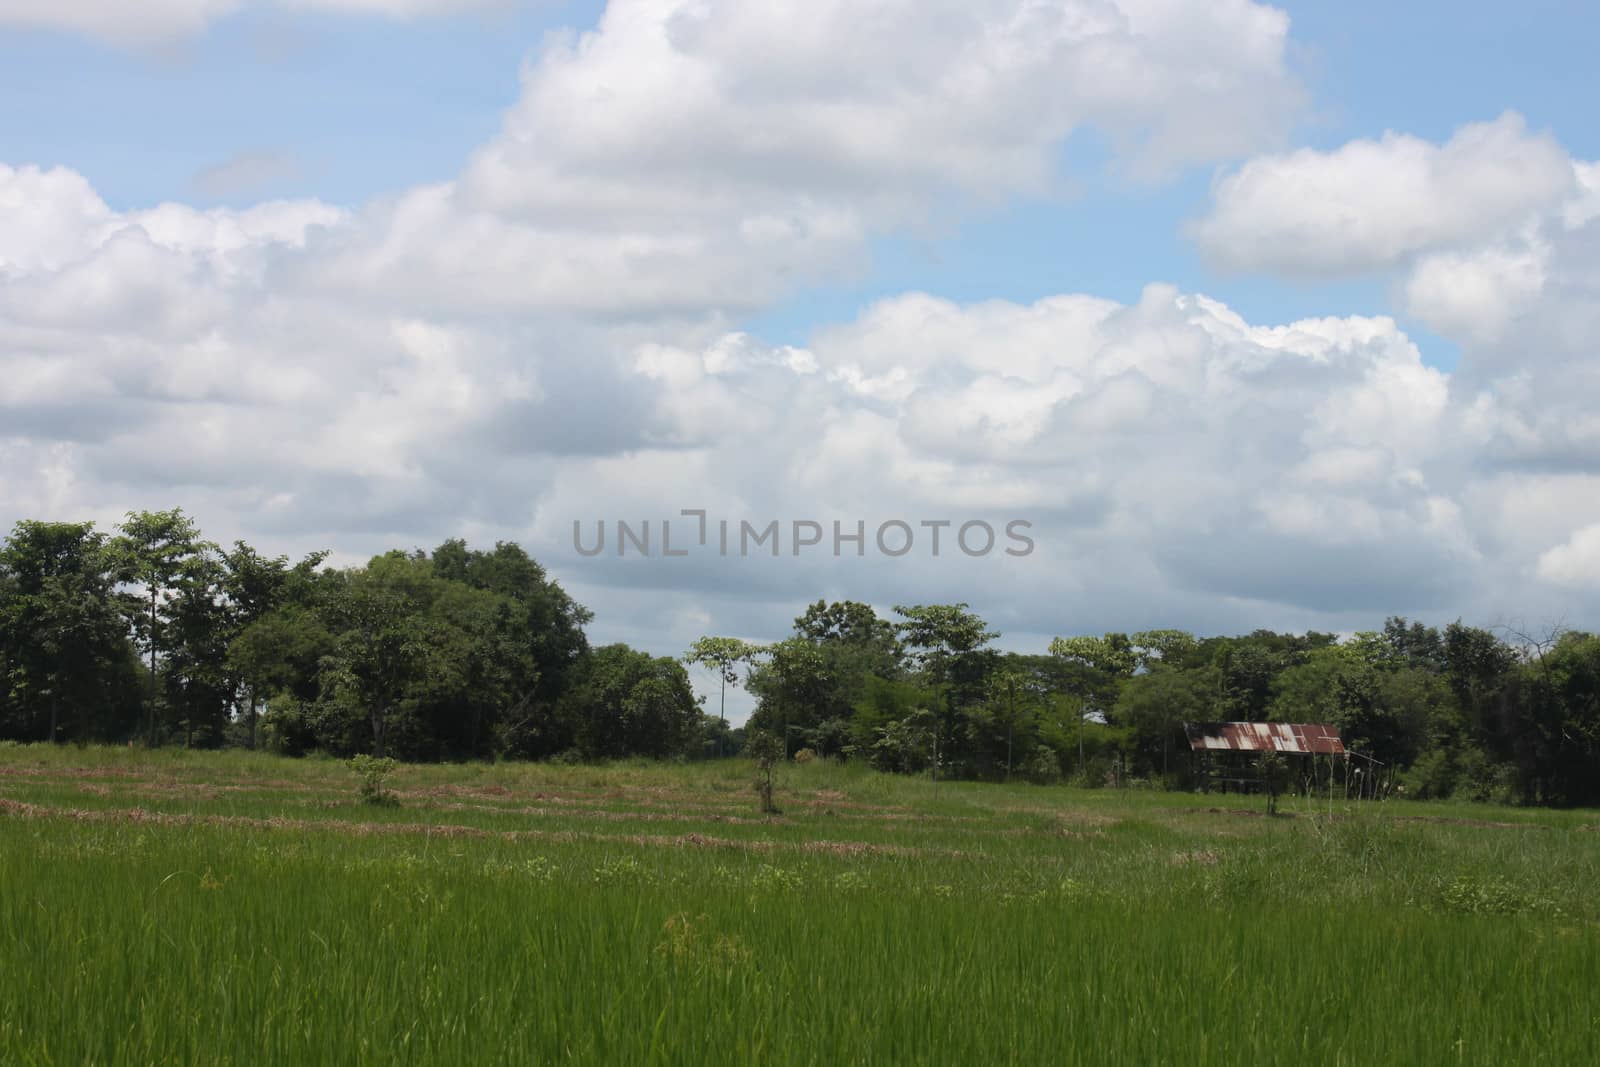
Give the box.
[2,745,1597,1065]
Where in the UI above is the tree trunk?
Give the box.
[147,586,158,747]
[49,691,59,744]
[247,688,258,751]
[371,704,387,759]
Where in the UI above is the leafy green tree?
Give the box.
[970,664,1049,780]
[219,543,328,749]
[684,635,761,735]
[1049,633,1137,770]
[894,604,998,767]
[228,606,334,752]
[1130,629,1200,670]
[566,644,701,760]
[0,521,135,743]
[109,509,213,746]
[744,729,785,813]
[1114,664,1214,780]
[317,553,440,758]
[746,601,904,747]
[1258,749,1290,814]
[430,539,591,752]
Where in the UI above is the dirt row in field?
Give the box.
[0,796,974,860]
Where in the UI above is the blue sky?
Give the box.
[3,0,1600,706]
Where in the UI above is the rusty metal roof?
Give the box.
[1184,722,1345,755]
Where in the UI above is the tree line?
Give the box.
[3,511,1598,805]
[710,603,1600,807]
[0,511,713,761]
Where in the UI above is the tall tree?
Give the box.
[431,540,590,696]
[0,521,133,743]
[1049,633,1137,770]
[220,542,327,749]
[746,601,904,746]
[568,644,701,760]
[110,509,212,746]
[893,604,999,776]
[685,636,761,732]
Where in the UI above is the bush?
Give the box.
[1022,746,1062,784]
[348,754,399,806]
[744,730,784,814]
[793,747,816,765]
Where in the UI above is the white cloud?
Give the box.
[1191,114,1600,507]
[6,153,1600,649]
[8,4,1600,662]
[295,0,1302,320]
[1191,113,1576,275]
[1402,243,1547,346]
[467,0,1299,212]
[1537,525,1600,589]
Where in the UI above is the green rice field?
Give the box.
[2,744,1597,1065]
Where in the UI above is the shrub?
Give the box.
[744,730,784,814]
[348,754,399,806]
[793,747,816,765]
[1022,746,1062,784]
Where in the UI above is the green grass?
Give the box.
[2,745,1597,1064]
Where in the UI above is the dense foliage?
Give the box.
[0,511,705,762]
[3,511,1599,804]
[742,605,1600,806]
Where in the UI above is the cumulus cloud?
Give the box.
[7,1,1600,668]
[294,0,1303,318]
[1191,112,1577,275]
[4,155,1598,656]
[1190,114,1600,503]
[1,152,1522,644]
[1537,525,1600,589]
[470,0,1300,203]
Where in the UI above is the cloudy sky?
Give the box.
[3,0,1599,714]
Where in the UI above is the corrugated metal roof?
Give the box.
[1184,722,1345,755]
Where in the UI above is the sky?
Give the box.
[3,0,1599,719]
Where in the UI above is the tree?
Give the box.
[746,601,904,748]
[109,509,213,746]
[976,665,1049,780]
[317,553,439,758]
[0,521,134,743]
[1115,665,1213,780]
[430,539,591,750]
[1258,749,1289,814]
[567,644,701,760]
[220,543,328,749]
[894,604,999,766]
[228,606,334,751]
[1049,634,1137,771]
[744,729,784,813]
[684,635,760,738]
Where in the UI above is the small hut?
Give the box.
[1183,721,1345,795]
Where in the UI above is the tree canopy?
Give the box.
[5,512,1600,806]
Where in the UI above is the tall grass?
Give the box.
[1,745,1596,1064]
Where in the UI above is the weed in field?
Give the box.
[1434,876,1563,918]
